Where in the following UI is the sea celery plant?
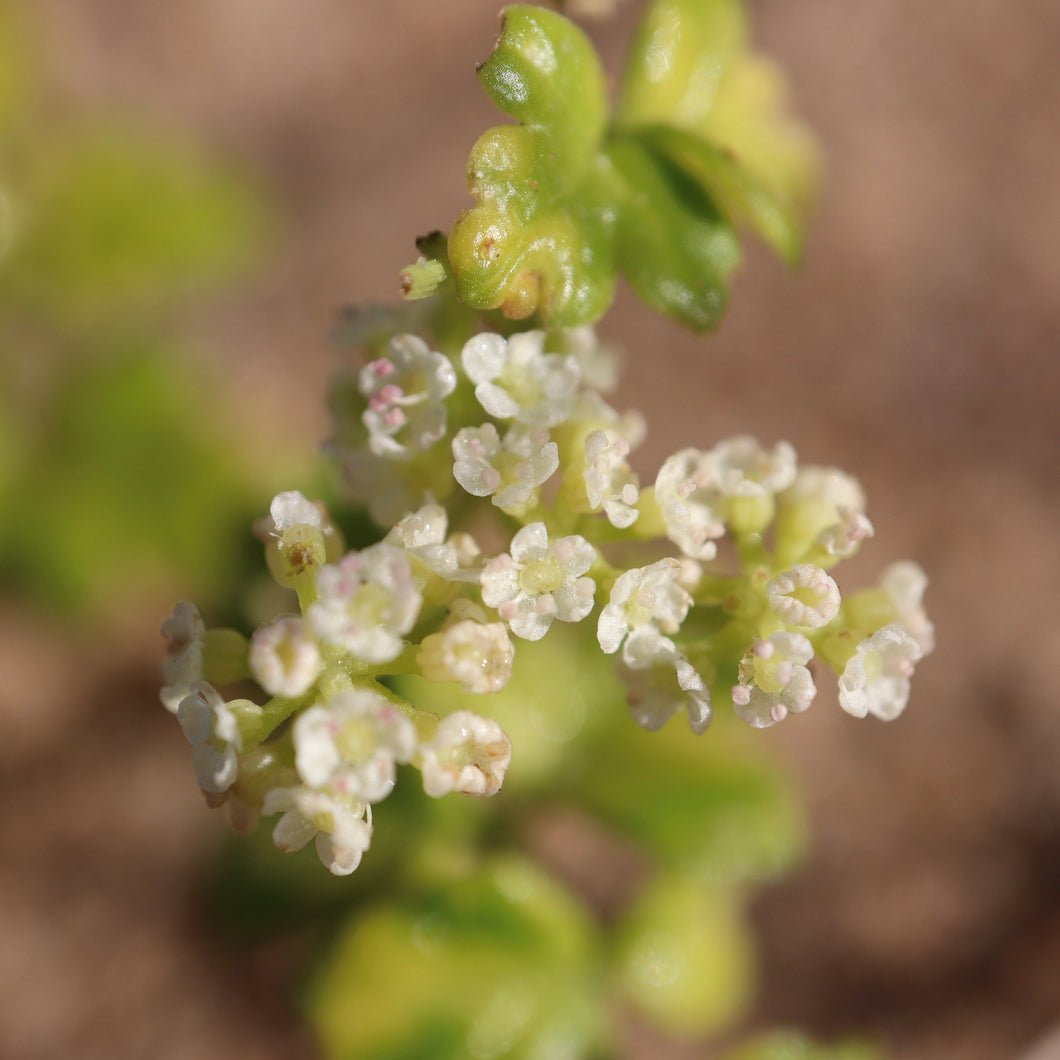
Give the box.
[161,3,928,1057]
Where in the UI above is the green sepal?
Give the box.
[616,0,818,265]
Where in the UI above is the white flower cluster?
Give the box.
[333,326,933,727]
[164,324,934,873]
[159,489,514,875]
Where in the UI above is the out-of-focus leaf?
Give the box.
[0,1,31,138]
[615,870,755,1037]
[0,128,265,322]
[569,712,805,883]
[720,1031,885,1060]
[616,0,818,264]
[445,5,615,326]
[0,347,260,612]
[306,856,607,1060]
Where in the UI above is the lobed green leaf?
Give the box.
[415,0,818,331]
[447,5,615,325]
[616,0,818,264]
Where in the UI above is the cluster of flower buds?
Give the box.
[163,324,933,874]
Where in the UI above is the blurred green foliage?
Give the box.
[0,0,280,617]
[309,856,607,1060]
[721,1032,884,1060]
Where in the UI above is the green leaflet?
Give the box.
[445,5,615,326]
[607,130,740,333]
[617,0,818,266]
[406,0,817,332]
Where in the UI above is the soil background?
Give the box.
[2,2,1060,1058]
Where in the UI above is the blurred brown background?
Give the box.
[2,1,1059,1058]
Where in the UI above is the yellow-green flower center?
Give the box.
[519,557,564,595]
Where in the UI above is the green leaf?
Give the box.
[445,5,615,326]
[569,714,806,883]
[305,856,608,1060]
[608,131,740,332]
[0,346,263,614]
[615,871,755,1038]
[418,1,817,332]
[720,1032,885,1060]
[616,0,818,264]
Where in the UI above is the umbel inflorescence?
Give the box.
[161,323,934,876]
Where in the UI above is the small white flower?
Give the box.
[710,436,797,497]
[766,564,841,629]
[176,682,243,793]
[480,523,596,641]
[263,786,373,876]
[584,429,640,528]
[732,632,817,728]
[249,617,321,698]
[559,325,620,393]
[616,627,712,735]
[294,689,417,802]
[386,504,485,583]
[308,543,422,663]
[598,559,692,655]
[418,711,512,797]
[418,620,515,694]
[160,601,204,713]
[263,490,328,534]
[881,561,935,655]
[655,437,797,556]
[453,423,559,511]
[255,491,339,586]
[654,449,724,560]
[387,502,448,550]
[775,466,873,564]
[359,334,457,455]
[461,330,580,427]
[819,509,874,560]
[675,556,704,594]
[839,623,923,721]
